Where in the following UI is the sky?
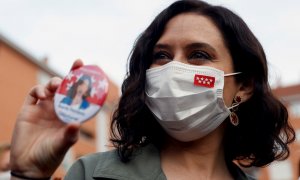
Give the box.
[0,0,299,87]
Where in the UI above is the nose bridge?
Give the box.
[173,47,186,63]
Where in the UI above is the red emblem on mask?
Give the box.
[194,74,215,88]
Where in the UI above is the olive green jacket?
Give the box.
[65,144,255,180]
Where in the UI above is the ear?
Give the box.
[236,80,254,103]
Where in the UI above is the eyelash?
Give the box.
[188,51,212,60]
[152,50,212,65]
[152,51,172,64]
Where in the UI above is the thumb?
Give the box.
[70,59,84,71]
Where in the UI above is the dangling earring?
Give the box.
[230,96,241,126]
[230,112,239,126]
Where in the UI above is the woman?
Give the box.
[10,0,295,179]
[61,75,92,110]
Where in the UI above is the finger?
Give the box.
[24,85,46,105]
[45,77,62,94]
[70,59,84,71]
[54,123,80,155]
[65,123,80,144]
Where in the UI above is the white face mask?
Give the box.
[145,61,241,142]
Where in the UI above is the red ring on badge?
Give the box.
[54,65,109,123]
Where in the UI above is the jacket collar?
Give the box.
[92,144,166,180]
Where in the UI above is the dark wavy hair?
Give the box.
[67,75,92,99]
[110,0,295,167]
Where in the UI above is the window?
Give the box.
[290,102,300,117]
[296,129,300,143]
[268,160,293,180]
[37,71,51,85]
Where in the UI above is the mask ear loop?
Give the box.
[224,72,242,77]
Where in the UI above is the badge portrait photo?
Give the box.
[54,65,108,123]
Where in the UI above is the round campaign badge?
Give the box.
[54,65,109,124]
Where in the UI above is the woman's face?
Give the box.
[151,13,240,107]
[76,80,90,97]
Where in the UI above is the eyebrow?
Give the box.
[154,42,217,54]
[153,44,172,50]
[185,42,217,54]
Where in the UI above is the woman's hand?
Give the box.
[10,60,83,179]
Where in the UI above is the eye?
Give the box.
[188,51,212,65]
[189,51,212,60]
[152,51,172,65]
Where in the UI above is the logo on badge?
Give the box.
[54,65,109,123]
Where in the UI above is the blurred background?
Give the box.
[0,0,299,179]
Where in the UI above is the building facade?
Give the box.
[257,85,300,179]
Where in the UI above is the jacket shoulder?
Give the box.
[64,151,111,180]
